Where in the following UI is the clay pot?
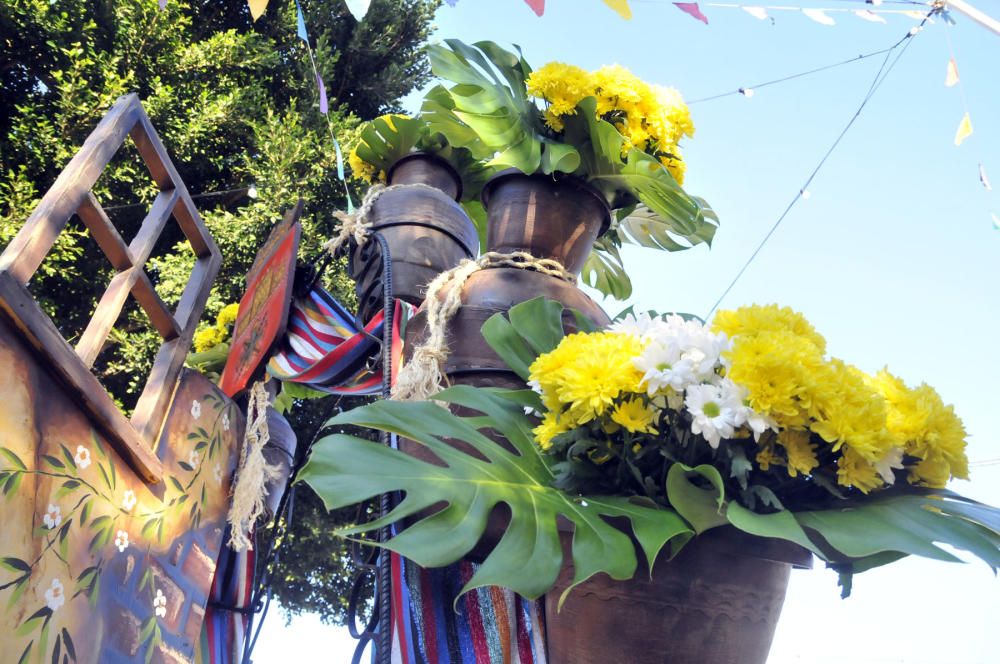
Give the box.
[544,526,813,664]
[350,153,478,323]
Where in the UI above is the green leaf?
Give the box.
[582,236,632,300]
[302,386,691,601]
[0,556,30,573]
[78,499,91,527]
[506,298,567,355]
[15,606,51,636]
[60,445,76,470]
[725,503,824,557]
[7,576,29,610]
[42,455,64,470]
[540,142,581,175]
[0,447,27,471]
[665,463,728,534]
[61,629,76,662]
[479,314,536,380]
[17,641,31,664]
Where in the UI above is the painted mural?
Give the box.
[0,321,244,664]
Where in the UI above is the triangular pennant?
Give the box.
[992,212,1000,231]
[674,2,708,24]
[248,0,269,21]
[343,0,372,22]
[954,112,973,146]
[854,10,886,24]
[524,0,545,16]
[742,6,768,21]
[316,73,328,115]
[980,163,992,191]
[445,0,459,5]
[602,0,633,20]
[945,57,960,87]
[802,9,835,26]
[296,1,309,42]
[902,10,927,20]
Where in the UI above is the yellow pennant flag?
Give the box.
[954,112,973,146]
[602,0,632,19]
[945,58,960,87]
[248,0,269,21]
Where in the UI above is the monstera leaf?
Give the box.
[354,114,425,174]
[427,40,544,173]
[299,385,693,604]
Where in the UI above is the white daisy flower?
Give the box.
[685,383,742,448]
[191,400,202,419]
[874,447,905,485]
[153,588,167,618]
[44,578,65,612]
[608,311,660,338]
[114,530,129,553]
[122,489,137,512]
[43,504,61,529]
[74,445,91,469]
[635,340,696,395]
[222,412,230,432]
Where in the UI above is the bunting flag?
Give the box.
[742,6,768,21]
[445,0,459,5]
[992,213,1000,231]
[344,0,373,22]
[980,163,992,191]
[247,0,269,22]
[602,0,633,20]
[524,0,545,16]
[945,57,960,87]
[854,10,887,24]
[316,73,328,115]
[296,1,308,41]
[954,112,973,146]
[802,8,835,26]
[674,2,709,24]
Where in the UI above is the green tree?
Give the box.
[1,0,440,623]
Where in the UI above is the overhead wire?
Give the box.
[703,9,936,320]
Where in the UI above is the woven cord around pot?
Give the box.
[227,380,282,551]
[391,251,575,402]
[322,182,444,257]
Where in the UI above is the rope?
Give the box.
[391,251,574,402]
[322,182,443,257]
[227,381,281,551]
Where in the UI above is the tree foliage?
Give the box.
[1,0,440,623]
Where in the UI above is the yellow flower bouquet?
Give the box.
[299,297,999,601]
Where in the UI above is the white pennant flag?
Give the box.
[742,6,768,20]
[992,212,1000,231]
[855,10,887,24]
[980,163,992,191]
[343,0,372,22]
[802,9,836,26]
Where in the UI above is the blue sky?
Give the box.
[255,1,999,661]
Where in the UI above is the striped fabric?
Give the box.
[266,287,414,395]
[391,556,548,664]
[197,526,254,664]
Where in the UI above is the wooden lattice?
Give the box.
[0,94,221,483]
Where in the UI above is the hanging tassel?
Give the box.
[227,381,281,551]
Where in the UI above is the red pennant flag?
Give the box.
[524,0,544,16]
[674,2,708,24]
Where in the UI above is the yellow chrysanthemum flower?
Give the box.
[713,304,827,355]
[193,326,225,353]
[777,429,818,478]
[533,411,570,451]
[216,303,240,329]
[348,144,377,184]
[610,398,658,434]
[526,62,593,131]
[837,446,884,493]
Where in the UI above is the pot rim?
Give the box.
[386,151,464,202]
[480,168,612,236]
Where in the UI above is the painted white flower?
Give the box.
[114,529,129,553]
[222,412,230,432]
[684,382,743,448]
[874,447,905,485]
[44,578,65,612]
[153,588,167,618]
[213,464,223,484]
[191,400,202,419]
[122,489,137,512]
[74,445,91,469]
[188,450,200,467]
[43,504,61,529]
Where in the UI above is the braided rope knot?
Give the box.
[322,182,442,257]
[391,251,574,402]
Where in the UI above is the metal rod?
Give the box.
[945,0,1000,36]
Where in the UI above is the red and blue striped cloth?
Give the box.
[197,527,254,664]
[266,286,413,395]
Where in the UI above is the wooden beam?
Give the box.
[0,95,143,285]
[130,251,220,447]
[129,189,179,265]
[77,194,132,271]
[131,271,180,341]
[75,267,144,369]
[0,272,163,482]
